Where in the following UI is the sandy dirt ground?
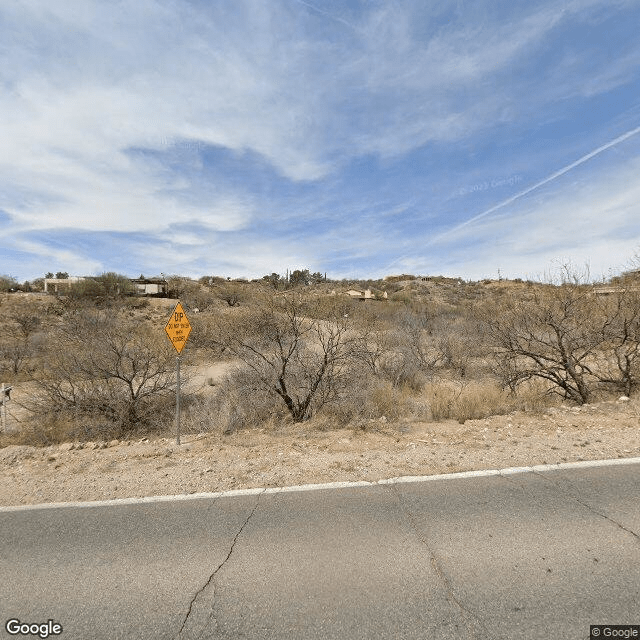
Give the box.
[1,398,639,507]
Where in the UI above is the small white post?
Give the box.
[1,383,6,433]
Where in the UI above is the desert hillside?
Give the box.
[2,271,640,505]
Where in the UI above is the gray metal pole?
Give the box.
[176,356,181,445]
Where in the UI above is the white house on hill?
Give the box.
[43,276,86,293]
[130,277,168,296]
[345,289,387,301]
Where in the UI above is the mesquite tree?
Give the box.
[33,309,177,438]
[484,280,605,404]
[202,294,360,422]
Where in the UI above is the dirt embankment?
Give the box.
[2,398,639,507]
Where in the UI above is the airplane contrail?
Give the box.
[383,123,640,273]
[434,123,640,242]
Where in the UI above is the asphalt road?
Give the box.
[1,461,639,640]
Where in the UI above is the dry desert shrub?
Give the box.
[480,265,640,404]
[16,396,176,445]
[377,351,426,390]
[323,378,429,427]
[199,293,367,423]
[0,419,64,447]
[25,309,178,442]
[193,366,289,434]
[177,390,279,436]
[0,299,48,381]
[196,365,427,433]
[367,383,424,420]
[423,379,551,423]
[376,304,493,385]
[179,395,220,435]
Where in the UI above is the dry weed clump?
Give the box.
[195,368,289,434]
[322,379,429,427]
[199,393,310,435]
[1,410,101,447]
[423,379,552,423]
[180,395,220,435]
[18,394,177,446]
[191,368,428,434]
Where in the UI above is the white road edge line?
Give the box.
[2,456,640,512]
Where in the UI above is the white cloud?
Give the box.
[137,234,311,280]
[11,238,103,276]
[0,0,321,243]
[1,0,616,205]
[1,0,638,279]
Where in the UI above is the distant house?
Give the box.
[43,276,86,293]
[130,277,168,296]
[345,289,387,301]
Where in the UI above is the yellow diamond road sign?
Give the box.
[165,302,191,354]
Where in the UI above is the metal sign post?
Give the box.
[165,302,191,445]
[175,355,181,445]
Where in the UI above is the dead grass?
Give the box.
[424,379,553,423]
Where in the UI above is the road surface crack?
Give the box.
[176,491,263,639]
[531,470,640,542]
[389,483,500,640]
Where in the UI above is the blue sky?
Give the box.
[2,0,640,282]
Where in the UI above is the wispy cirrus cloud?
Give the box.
[435,124,640,242]
[1,0,639,279]
[388,143,640,280]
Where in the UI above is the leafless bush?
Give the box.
[376,348,426,390]
[373,307,483,386]
[347,311,418,386]
[63,273,134,304]
[0,341,34,379]
[0,302,44,379]
[482,269,606,404]
[431,312,491,378]
[216,283,248,307]
[179,395,220,434]
[591,289,640,396]
[389,290,412,304]
[0,275,19,292]
[210,366,289,433]
[322,377,428,427]
[178,369,285,435]
[483,268,640,404]
[200,293,366,422]
[167,276,217,310]
[28,310,177,441]
[346,304,479,389]
[395,309,442,373]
